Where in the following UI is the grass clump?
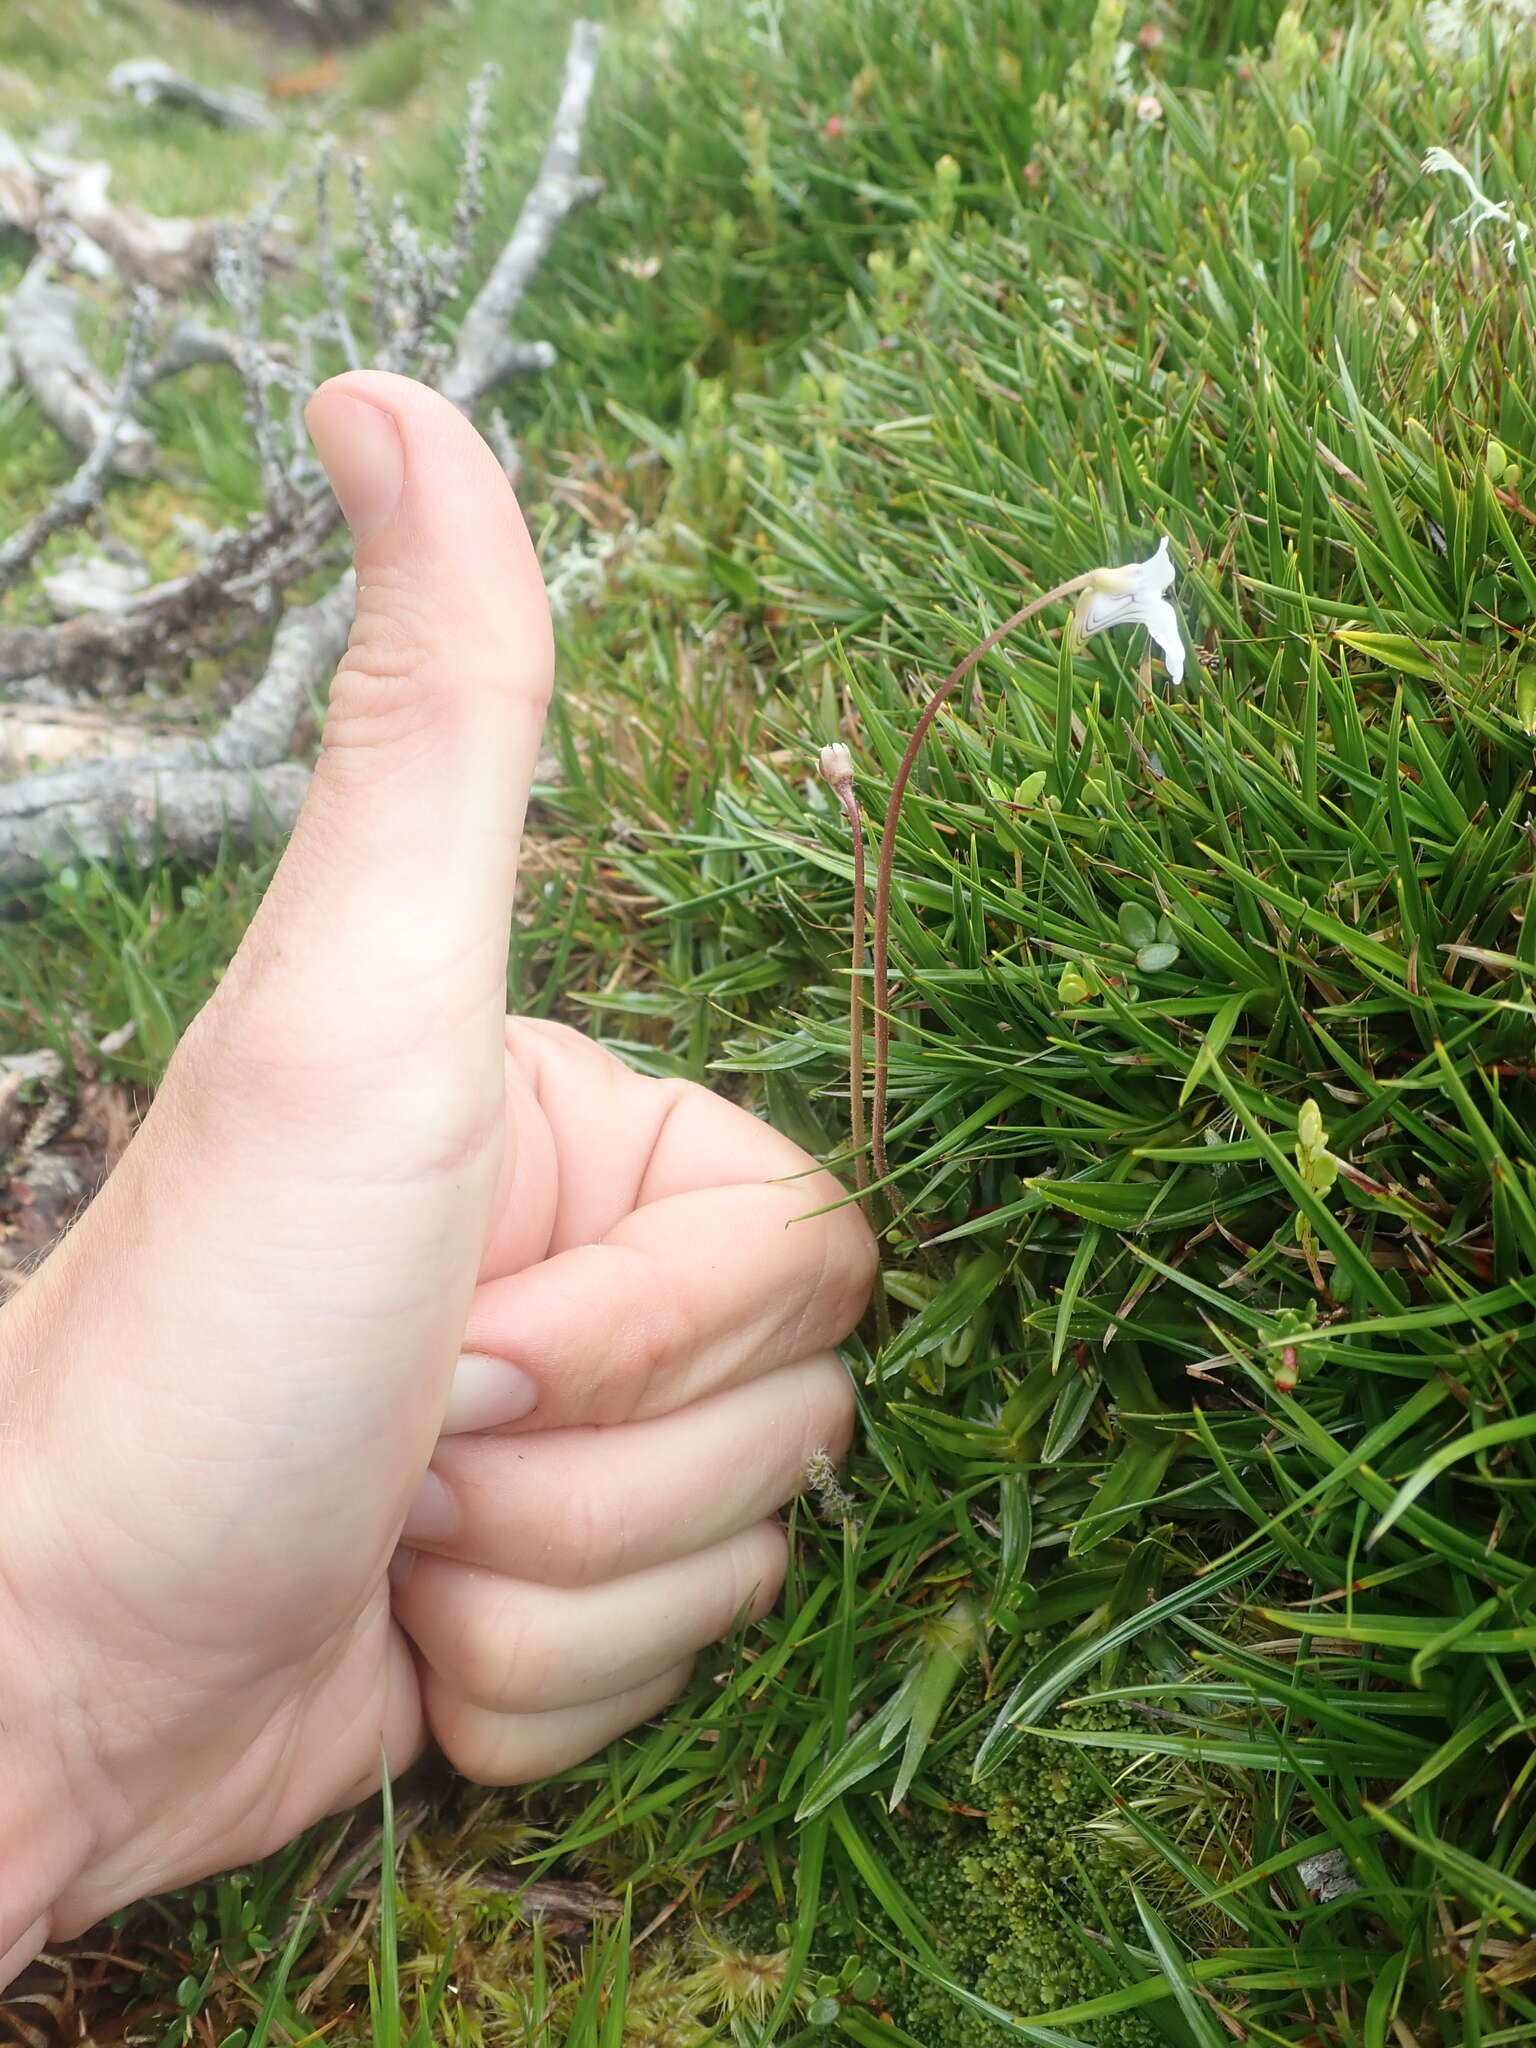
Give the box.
[6,0,1536,2042]
[531,1,1536,2038]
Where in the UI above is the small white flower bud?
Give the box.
[819,742,855,786]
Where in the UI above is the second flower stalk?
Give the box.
[825,539,1188,1233]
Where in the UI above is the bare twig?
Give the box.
[144,317,255,384]
[0,760,311,887]
[0,289,159,595]
[869,574,1091,1193]
[314,141,361,371]
[445,69,496,306]
[442,20,603,405]
[0,581,354,887]
[344,150,394,359]
[214,167,304,518]
[0,496,340,693]
[0,579,354,814]
[0,129,220,289]
[0,703,149,776]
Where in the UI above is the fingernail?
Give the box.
[402,1468,459,1546]
[305,389,404,544]
[441,1351,539,1434]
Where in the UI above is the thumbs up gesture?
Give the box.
[0,373,874,1982]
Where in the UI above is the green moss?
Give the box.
[871,1695,1159,2048]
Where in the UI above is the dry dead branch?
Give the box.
[0,22,604,891]
[108,60,272,133]
[0,129,221,289]
[444,22,602,406]
[0,705,151,776]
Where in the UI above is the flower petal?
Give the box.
[1072,537,1186,684]
[1139,591,1186,687]
[1136,534,1175,595]
[1076,587,1144,639]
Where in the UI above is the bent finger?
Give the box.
[394,1521,786,1715]
[462,1182,874,1429]
[425,1659,696,1786]
[412,1354,854,1584]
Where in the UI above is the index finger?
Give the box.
[463,1098,876,1429]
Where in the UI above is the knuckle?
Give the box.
[422,1680,516,1786]
[452,1736,529,1789]
[359,1057,503,1180]
[544,1467,623,1587]
[428,1662,695,1789]
[731,1523,788,1625]
[456,1582,536,1712]
[603,1302,673,1422]
[780,1199,877,1362]
[164,1003,329,1144]
[323,588,443,760]
[806,1355,857,1454]
[811,1210,879,1349]
[835,1208,881,1321]
[176,999,501,1181]
[322,565,554,765]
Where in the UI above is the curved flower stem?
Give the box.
[828,775,871,1215]
[870,572,1092,1203]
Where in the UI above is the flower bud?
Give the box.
[819,742,855,786]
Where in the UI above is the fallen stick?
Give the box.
[0,761,313,889]
[0,290,160,595]
[108,59,272,133]
[6,262,156,472]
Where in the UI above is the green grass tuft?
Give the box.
[7,0,1536,2042]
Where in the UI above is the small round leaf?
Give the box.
[1135,941,1181,972]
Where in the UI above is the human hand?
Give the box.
[0,373,874,1984]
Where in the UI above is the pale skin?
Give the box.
[0,372,876,1986]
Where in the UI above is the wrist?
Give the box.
[0,1723,89,1991]
[0,1461,94,1989]
[0,1915,50,1993]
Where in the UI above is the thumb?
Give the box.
[0,376,553,1620]
[211,370,553,1104]
[0,379,552,1671]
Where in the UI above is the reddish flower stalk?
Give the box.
[819,744,870,1222]
[869,573,1093,1197]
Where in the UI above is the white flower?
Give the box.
[1071,536,1187,687]
[1422,145,1530,258]
[1424,0,1536,58]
